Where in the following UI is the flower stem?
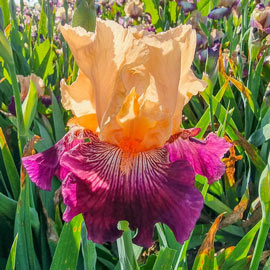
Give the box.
[117,221,139,270]
[249,219,270,270]
[244,59,254,138]
[250,165,270,270]
[8,64,26,155]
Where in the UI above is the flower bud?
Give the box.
[248,27,261,61]
[205,42,220,80]
[259,163,270,224]
[263,84,270,106]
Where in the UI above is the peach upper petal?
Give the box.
[60,69,95,117]
[60,19,149,126]
[173,27,207,133]
[60,20,206,151]
[100,88,170,152]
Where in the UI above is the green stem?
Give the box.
[117,221,139,270]
[241,3,248,52]
[8,64,26,155]
[249,219,270,270]
[244,59,254,139]
[209,83,215,132]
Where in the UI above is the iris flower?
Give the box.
[22,19,231,247]
[251,4,270,34]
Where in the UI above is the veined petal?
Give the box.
[99,88,171,152]
[61,20,207,151]
[126,25,207,134]
[100,24,207,150]
[60,138,203,247]
[122,25,206,133]
[166,132,231,184]
[22,129,95,190]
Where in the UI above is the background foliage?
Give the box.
[0,0,270,269]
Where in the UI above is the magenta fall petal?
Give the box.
[22,128,230,246]
[60,140,204,247]
[22,137,68,191]
[21,129,91,190]
[166,132,231,185]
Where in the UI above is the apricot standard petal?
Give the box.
[60,69,96,117]
[61,20,148,126]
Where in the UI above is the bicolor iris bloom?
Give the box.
[251,4,270,34]
[22,19,231,247]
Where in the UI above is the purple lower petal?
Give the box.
[180,1,196,13]
[22,129,95,190]
[208,7,231,20]
[61,140,203,247]
[166,132,231,184]
[41,95,52,108]
[8,96,16,116]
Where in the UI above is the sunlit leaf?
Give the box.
[0,0,9,28]
[142,0,162,32]
[51,91,66,142]
[197,0,213,16]
[152,247,176,270]
[5,234,18,270]
[220,221,261,270]
[0,127,20,199]
[50,215,83,270]
[233,128,266,173]
[249,124,270,147]
[15,136,41,270]
[22,80,38,131]
[193,214,224,270]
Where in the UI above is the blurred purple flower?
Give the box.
[41,95,52,108]
[218,0,239,8]
[8,97,16,116]
[205,42,220,77]
[208,7,231,20]
[196,33,204,48]
[124,0,144,19]
[180,1,196,13]
[251,4,270,34]
[197,49,207,62]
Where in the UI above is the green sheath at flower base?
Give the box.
[72,0,96,32]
